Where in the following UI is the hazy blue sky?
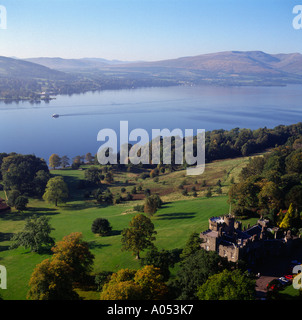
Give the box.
[0,0,301,60]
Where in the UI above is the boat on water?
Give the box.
[52,114,59,118]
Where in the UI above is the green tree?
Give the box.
[180,232,202,260]
[1,154,49,196]
[84,166,102,185]
[91,218,112,236]
[14,196,28,212]
[197,269,255,300]
[140,247,180,281]
[49,154,61,170]
[7,189,21,207]
[43,176,68,206]
[121,214,157,259]
[144,195,162,215]
[10,215,55,253]
[34,170,50,197]
[175,249,229,300]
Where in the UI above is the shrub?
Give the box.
[133,204,144,212]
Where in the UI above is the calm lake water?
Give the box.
[1,85,302,162]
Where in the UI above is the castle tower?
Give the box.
[223,215,235,234]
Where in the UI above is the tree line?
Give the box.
[229,135,302,235]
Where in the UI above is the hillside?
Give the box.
[113,51,302,80]
[0,56,69,80]
[25,57,139,72]
[0,153,257,300]
[2,51,302,101]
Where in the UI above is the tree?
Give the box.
[180,232,202,260]
[257,181,281,210]
[279,203,294,230]
[51,232,94,283]
[14,195,28,211]
[10,215,55,253]
[27,258,79,300]
[84,166,102,185]
[174,249,229,300]
[7,189,21,207]
[85,152,93,164]
[49,154,61,170]
[144,195,162,215]
[134,265,168,300]
[34,170,50,197]
[1,154,49,196]
[121,214,157,259]
[43,176,68,206]
[60,155,70,168]
[197,269,255,300]
[140,247,181,281]
[91,218,112,236]
[100,266,168,300]
[205,187,212,198]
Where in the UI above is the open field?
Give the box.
[0,154,262,300]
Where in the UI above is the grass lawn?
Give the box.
[0,155,260,300]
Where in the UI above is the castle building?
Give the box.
[200,214,293,264]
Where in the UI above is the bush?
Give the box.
[182,189,188,196]
[91,218,112,236]
[144,189,151,197]
[95,271,113,291]
[133,204,144,212]
[140,173,149,180]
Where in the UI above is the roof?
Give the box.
[201,229,218,238]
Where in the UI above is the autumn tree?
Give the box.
[51,232,94,283]
[49,154,61,169]
[27,258,79,300]
[100,266,168,300]
[134,265,168,300]
[43,176,68,206]
[121,214,157,259]
[279,203,294,230]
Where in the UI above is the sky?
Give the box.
[0,0,301,61]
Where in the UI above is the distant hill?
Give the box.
[0,56,69,80]
[115,51,302,77]
[25,57,138,71]
[2,51,302,101]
